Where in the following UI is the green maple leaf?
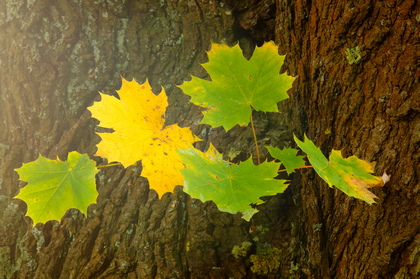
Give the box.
[14,151,99,225]
[266,146,306,175]
[294,135,384,204]
[178,146,288,220]
[179,42,295,131]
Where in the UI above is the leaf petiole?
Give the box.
[277,165,313,173]
[250,113,261,165]
[97,162,122,169]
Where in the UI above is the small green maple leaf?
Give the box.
[266,146,306,175]
[14,151,98,225]
[179,41,295,131]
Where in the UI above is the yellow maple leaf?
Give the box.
[88,78,198,197]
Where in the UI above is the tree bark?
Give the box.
[275,0,419,278]
[0,0,418,278]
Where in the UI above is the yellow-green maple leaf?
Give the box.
[295,135,385,204]
[88,78,198,197]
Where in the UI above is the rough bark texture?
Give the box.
[0,0,418,278]
[275,1,419,278]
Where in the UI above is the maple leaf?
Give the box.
[294,135,385,204]
[88,78,198,197]
[14,152,98,225]
[266,146,306,175]
[178,145,288,220]
[179,41,295,131]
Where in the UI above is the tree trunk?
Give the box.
[0,0,418,278]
